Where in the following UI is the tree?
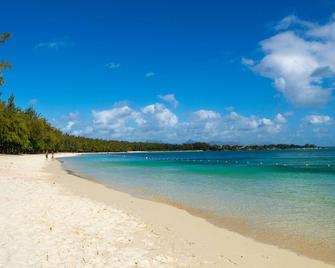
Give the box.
[0,32,12,86]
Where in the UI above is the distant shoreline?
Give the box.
[77,146,325,154]
[45,146,329,155]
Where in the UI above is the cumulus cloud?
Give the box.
[61,112,82,135]
[303,115,332,125]
[300,114,334,145]
[57,104,293,144]
[92,105,145,136]
[158,94,179,108]
[193,109,221,120]
[275,113,287,123]
[182,111,287,143]
[142,103,178,127]
[307,20,335,41]
[60,103,178,140]
[245,14,335,107]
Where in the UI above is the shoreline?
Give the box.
[60,155,335,265]
[53,153,334,267]
[1,153,333,267]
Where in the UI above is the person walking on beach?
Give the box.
[45,150,49,159]
[51,151,54,159]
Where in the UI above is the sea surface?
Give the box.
[61,149,335,262]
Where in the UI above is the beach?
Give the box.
[0,153,333,268]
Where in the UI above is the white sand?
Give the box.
[0,154,333,267]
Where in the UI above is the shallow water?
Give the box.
[61,149,335,261]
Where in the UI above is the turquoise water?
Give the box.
[61,149,335,259]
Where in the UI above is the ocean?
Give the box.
[61,149,335,262]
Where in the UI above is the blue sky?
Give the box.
[1,0,335,145]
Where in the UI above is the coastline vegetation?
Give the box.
[0,32,317,154]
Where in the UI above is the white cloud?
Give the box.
[93,105,145,131]
[55,102,335,145]
[158,94,179,108]
[63,121,76,133]
[194,109,221,120]
[142,103,178,127]
[35,41,73,50]
[142,104,156,114]
[307,20,335,41]
[303,115,332,125]
[55,101,301,144]
[260,118,272,126]
[62,103,178,140]
[275,113,287,123]
[84,126,94,134]
[61,112,82,135]
[275,15,315,31]
[245,14,335,107]
[106,62,121,69]
[145,71,155,77]
[68,111,79,120]
[182,110,287,143]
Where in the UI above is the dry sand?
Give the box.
[0,153,333,267]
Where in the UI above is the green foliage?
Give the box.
[0,95,29,153]
[0,32,12,86]
[0,33,11,44]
